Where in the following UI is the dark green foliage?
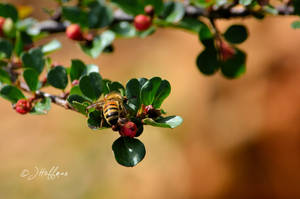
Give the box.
[0,85,25,103]
[220,48,246,78]
[47,66,68,90]
[196,48,219,75]
[23,68,39,91]
[21,48,45,74]
[0,68,11,84]
[79,72,103,101]
[143,116,183,128]
[0,39,13,59]
[224,25,248,44]
[70,59,86,81]
[112,137,146,167]
[0,3,18,22]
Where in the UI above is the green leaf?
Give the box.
[192,0,214,8]
[0,85,25,103]
[111,0,144,15]
[294,0,300,15]
[175,17,206,33]
[291,21,300,29]
[30,97,51,115]
[224,25,248,44]
[67,94,91,115]
[21,48,45,74]
[0,39,13,59]
[239,0,253,6]
[41,39,61,55]
[138,78,148,87]
[126,78,141,113]
[111,22,136,38]
[88,2,113,28]
[112,137,146,167]
[107,81,125,95]
[152,80,171,108]
[47,66,68,89]
[23,68,39,91]
[220,48,246,79]
[70,59,86,81]
[0,68,11,84]
[79,72,102,101]
[80,30,115,58]
[143,116,183,128]
[161,2,185,23]
[196,48,219,75]
[14,31,33,57]
[140,77,161,106]
[87,110,110,129]
[198,23,214,48]
[70,85,84,96]
[0,3,18,22]
[62,6,88,27]
[137,26,156,38]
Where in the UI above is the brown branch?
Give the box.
[34,4,295,33]
[19,81,73,110]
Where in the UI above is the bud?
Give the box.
[71,79,79,86]
[134,14,152,31]
[119,121,137,138]
[66,24,83,41]
[143,105,154,115]
[144,5,154,17]
[15,99,32,115]
[219,41,235,62]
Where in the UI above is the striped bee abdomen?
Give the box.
[103,102,120,125]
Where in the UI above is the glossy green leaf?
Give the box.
[221,48,246,79]
[62,6,88,27]
[21,48,45,74]
[138,78,148,87]
[23,68,39,91]
[111,22,136,38]
[107,81,125,95]
[84,64,99,75]
[143,116,183,128]
[88,1,113,28]
[30,97,51,115]
[239,0,253,6]
[111,0,144,15]
[196,48,219,75]
[0,39,13,59]
[137,26,156,38]
[192,0,214,8]
[41,39,61,55]
[70,59,86,81]
[87,110,110,129]
[80,30,115,58]
[224,25,248,44]
[198,23,214,48]
[126,78,141,113]
[175,17,206,33]
[112,137,146,167]
[0,85,25,103]
[0,3,18,22]
[161,2,185,23]
[79,72,102,101]
[67,94,91,115]
[0,68,11,84]
[70,85,83,96]
[47,66,68,89]
[140,77,161,106]
[14,31,33,57]
[152,80,171,108]
[291,20,300,29]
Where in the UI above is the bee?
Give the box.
[86,92,127,127]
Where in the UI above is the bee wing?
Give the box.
[86,100,105,110]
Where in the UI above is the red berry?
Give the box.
[71,79,79,86]
[144,5,154,16]
[219,41,235,62]
[0,17,5,37]
[134,14,152,31]
[119,121,137,138]
[15,99,32,115]
[66,24,83,41]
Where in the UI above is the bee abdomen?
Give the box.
[103,104,119,125]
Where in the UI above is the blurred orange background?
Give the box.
[1,0,300,198]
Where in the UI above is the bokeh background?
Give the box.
[1,0,300,198]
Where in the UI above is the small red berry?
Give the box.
[144,5,154,17]
[219,41,235,62]
[144,105,154,115]
[119,121,137,138]
[66,24,83,41]
[0,16,6,37]
[134,14,152,31]
[15,99,32,115]
[71,79,79,86]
